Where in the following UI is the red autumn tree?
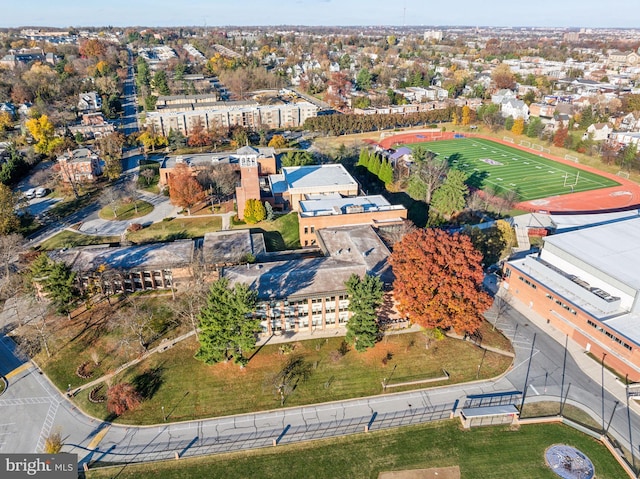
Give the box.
[390,228,491,334]
[168,163,206,215]
[107,383,142,416]
[187,118,212,148]
[553,122,569,148]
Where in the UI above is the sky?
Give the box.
[4,0,640,29]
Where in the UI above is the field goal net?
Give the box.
[541,147,551,154]
[503,136,515,143]
[617,170,630,179]
[563,171,580,191]
[519,140,531,148]
[533,144,544,152]
[565,154,579,163]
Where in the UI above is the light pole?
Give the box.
[162,406,166,422]
[601,352,607,434]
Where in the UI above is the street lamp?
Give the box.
[601,352,607,434]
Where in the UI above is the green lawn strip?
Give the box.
[411,138,619,201]
[38,230,120,251]
[86,421,627,479]
[233,212,301,251]
[521,401,601,430]
[98,200,154,221]
[71,332,511,425]
[127,216,222,243]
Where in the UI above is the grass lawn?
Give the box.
[86,421,627,479]
[71,331,511,425]
[409,138,619,202]
[234,212,301,251]
[98,200,154,221]
[127,216,222,243]
[38,230,120,251]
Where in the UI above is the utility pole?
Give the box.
[519,333,536,414]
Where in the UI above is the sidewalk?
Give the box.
[499,287,640,415]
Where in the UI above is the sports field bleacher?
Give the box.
[407,138,619,202]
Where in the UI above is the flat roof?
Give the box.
[461,405,519,418]
[202,230,252,265]
[282,164,357,191]
[224,225,392,299]
[543,216,640,292]
[300,195,395,216]
[50,241,194,272]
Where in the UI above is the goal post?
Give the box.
[617,170,630,179]
[565,154,579,163]
[533,144,543,152]
[519,140,531,148]
[503,136,515,143]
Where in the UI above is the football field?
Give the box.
[408,138,619,202]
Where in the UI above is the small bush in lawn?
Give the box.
[127,223,143,232]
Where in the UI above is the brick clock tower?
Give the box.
[235,154,260,220]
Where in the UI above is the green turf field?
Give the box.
[407,138,619,202]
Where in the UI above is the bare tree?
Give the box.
[100,187,124,219]
[123,180,141,215]
[140,168,155,187]
[19,301,52,358]
[113,298,155,353]
[378,220,417,247]
[0,233,23,299]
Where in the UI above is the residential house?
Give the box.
[584,123,613,141]
[57,148,103,183]
[77,92,102,113]
[500,98,529,120]
[609,131,640,147]
[68,113,115,139]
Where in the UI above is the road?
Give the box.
[2,292,640,470]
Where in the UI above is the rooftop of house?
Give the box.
[50,240,195,273]
[57,148,99,163]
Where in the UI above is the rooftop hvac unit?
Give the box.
[345,205,365,214]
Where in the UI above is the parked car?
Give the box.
[25,188,36,199]
[35,187,48,198]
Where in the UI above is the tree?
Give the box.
[273,356,312,406]
[430,169,469,218]
[268,134,287,149]
[527,117,544,138]
[168,163,206,214]
[554,123,569,148]
[0,184,20,235]
[618,143,638,172]
[100,187,124,219]
[461,105,471,126]
[44,430,63,454]
[491,63,516,90]
[463,225,507,267]
[244,198,266,224]
[107,383,142,416]
[511,118,525,135]
[29,254,77,319]
[25,115,62,156]
[97,132,125,181]
[390,229,491,334]
[264,201,274,221]
[195,278,259,367]
[355,68,372,91]
[187,118,211,148]
[407,148,449,203]
[281,151,314,167]
[357,149,370,169]
[0,233,22,299]
[378,159,394,186]
[152,70,170,95]
[345,274,383,352]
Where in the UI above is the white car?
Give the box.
[35,187,48,198]
[25,188,36,199]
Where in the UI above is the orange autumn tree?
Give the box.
[168,163,206,215]
[390,228,491,334]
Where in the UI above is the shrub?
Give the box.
[127,223,143,232]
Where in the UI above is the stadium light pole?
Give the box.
[519,333,536,415]
[601,352,607,435]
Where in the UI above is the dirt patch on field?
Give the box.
[379,466,461,479]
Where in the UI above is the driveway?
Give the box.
[77,191,179,236]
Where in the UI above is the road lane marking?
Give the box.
[529,385,540,396]
[4,362,31,380]
[87,425,111,450]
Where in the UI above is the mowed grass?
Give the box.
[409,138,619,202]
[126,216,222,243]
[38,230,120,251]
[233,212,301,251]
[98,199,154,221]
[86,421,627,479]
[75,332,511,425]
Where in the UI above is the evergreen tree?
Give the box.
[357,148,370,169]
[195,278,259,367]
[378,159,394,185]
[264,201,274,221]
[430,169,469,218]
[345,274,384,352]
[368,153,381,176]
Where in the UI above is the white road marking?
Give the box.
[529,385,540,396]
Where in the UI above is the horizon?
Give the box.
[4,0,640,30]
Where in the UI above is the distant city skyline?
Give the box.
[4,0,640,29]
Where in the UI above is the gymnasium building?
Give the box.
[503,216,640,380]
